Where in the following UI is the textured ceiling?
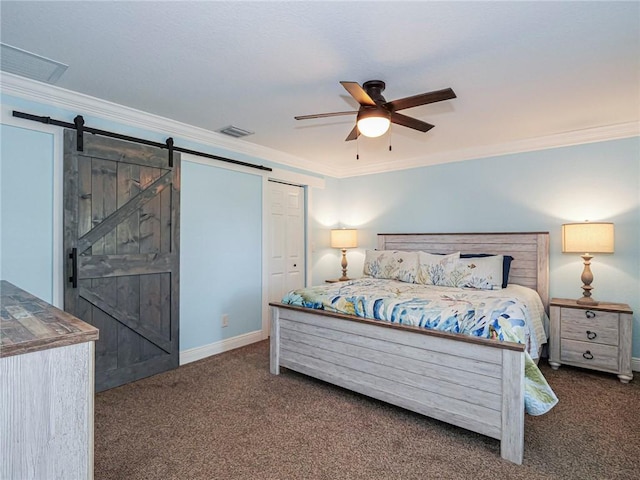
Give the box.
[1,1,638,177]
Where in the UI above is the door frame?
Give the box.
[264,178,307,338]
[1,105,65,308]
[262,170,323,339]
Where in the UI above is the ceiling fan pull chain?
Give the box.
[356,135,360,160]
[389,124,392,152]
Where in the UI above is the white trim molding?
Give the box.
[180,330,264,366]
[337,121,640,178]
[269,167,325,189]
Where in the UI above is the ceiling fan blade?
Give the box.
[340,81,376,106]
[390,112,435,132]
[295,111,357,120]
[345,125,359,141]
[385,88,456,111]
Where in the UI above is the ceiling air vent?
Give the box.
[0,43,68,84]
[216,125,254,138]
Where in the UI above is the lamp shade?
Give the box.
[562,222,614,254]
[330,229,358,249]
[357,108,390,138]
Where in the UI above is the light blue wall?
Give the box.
[180,161,262,350]
[309,176,344,280]
[0,124,54,303]
[310,137,640,358]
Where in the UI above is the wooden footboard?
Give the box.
[270,304,525,464]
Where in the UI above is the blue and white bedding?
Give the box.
[282,278,558,415]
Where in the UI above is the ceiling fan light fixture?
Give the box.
[356,109,390,138]
[295,80,455,142]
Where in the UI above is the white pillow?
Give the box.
[416,251,460,285]
[362,250,419,283]
[447,255,504,290]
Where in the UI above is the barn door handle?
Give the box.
[68,248,78,288]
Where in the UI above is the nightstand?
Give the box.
[549,298,633,383]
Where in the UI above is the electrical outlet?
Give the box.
[221,314,229,327]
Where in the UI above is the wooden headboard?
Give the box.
[377,232,550,311]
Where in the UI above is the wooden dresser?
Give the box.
[548,297,633,383]
[1,281,99,479]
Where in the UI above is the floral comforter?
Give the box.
[282,278,558,415]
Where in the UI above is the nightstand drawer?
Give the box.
[561,339,619,371]
[560,308,619,346]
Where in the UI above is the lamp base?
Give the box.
[339,248,350,282]
[576,296,599,306]
[576,254,598,306]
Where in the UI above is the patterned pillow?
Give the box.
[363,250,419,283]
[460,254,513,288]
[416,252,460,285]
[446,255,505,290]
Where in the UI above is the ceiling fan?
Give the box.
[295,80,456,141]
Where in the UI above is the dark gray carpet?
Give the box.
[95,340,640,479]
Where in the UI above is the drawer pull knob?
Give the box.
[586,330,597,340]
[585,310,596,319]
[583,351,594,360]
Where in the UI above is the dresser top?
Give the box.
[1,281,98,358]
[550,297,632,314]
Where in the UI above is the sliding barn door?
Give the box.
[63,130,180,391]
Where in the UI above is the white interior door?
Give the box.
[268,181,305,305]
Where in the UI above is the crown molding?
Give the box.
[336,121,640,178]
[2,72,636,180]
[0,72,336,177]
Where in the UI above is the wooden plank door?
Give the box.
[63,130,180,391]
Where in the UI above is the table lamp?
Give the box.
[562,222,614,306]
[330,229,358,281]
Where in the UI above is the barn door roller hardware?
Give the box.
[73,115,84,151]
[12,110,272,172]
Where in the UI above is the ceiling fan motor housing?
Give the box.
[362,80,387,104]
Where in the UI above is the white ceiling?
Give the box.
[1,1,639,177]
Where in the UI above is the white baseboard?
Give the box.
[179,330,266,366]
[633,357,640,372]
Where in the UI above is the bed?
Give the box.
[270,232,555,464]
